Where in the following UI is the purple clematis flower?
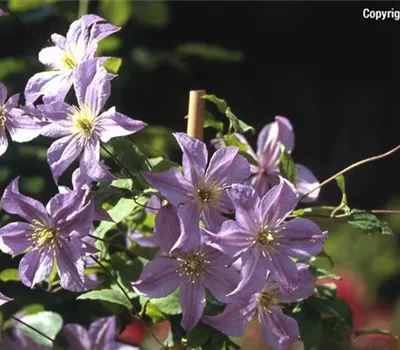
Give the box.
[2,327,50,350]
[206,179,326,296]
[213,116,320,202]
[142,132,250,251]
[202,264,314,350]
[0,292,12,306]
[62,316,139,350]
[132,204,240,330]
[39,60,146,183]
[0,83,42,156]
[0,178,95,291]
[25,14,119,104]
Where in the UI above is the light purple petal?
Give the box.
[257,120,280,169]
[275,116,295,153]
[2,178,49,223]
[0,128,8,156]
[132,258,180,298]
[276,218,326,258]
[129,232,158,248]
[251,171,280,197]
[63,324,91,350]
[97,108,147,143]
[228,248,269,298]
[228,184,261,232]
[80,138,113,182]
[280,263,314,303]
[24,70,72,104]
[88,316,116,349]
[0,222,32,255]
[0,292,12,306]
[173,132,207,185]
[259,178,298,226]
[180,281,205,330]
[265,252,299,294]
[295,163,320,202]
[202,208,227,232]
[38,101,73,122]
[51,33,66,49]
[6,109,42,143]
[38,46,64,67]
[171,203,201,252]
[205,146,250,186]
[47,135,83,182]
[204,264,240,303]
[0,82,7,104]
[154,204,180,253]
[19,249,54,288]
[5,93,19,109]
[56,239,86,292]
[258,306,299,350]
[202,297,256,337]
[234,133,257,160]
[90,22,120,42]
[141,168,193,206]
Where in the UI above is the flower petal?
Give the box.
[180,281,206,330]
[38,101,73,122]
[56,239,87,292]
[47,135,83,182]
[204,264,240,303]
[202,208,227,232]
[24,70,72,104]
[277,218,326,258]
[259,178,298,226]
[228,184,261,232]
[202,297,256,337]
[257,120,280,168]
[7,109,42,143]
[19,249,54,288]
[173,132,207,185]
[141,168,193,206]
[0,82,7,104]
[5,93,19,109]
[205,146,250,186]
[258,305,299,350]
[228,248,269,298]
[0,128,8,157]
[2,178,49,223]
[265,252,299,293]
[62,324,91,350]
[0,222,32,255]
[280,263,314,303]
[295,163,320,202]
[0,292,12,306]
[38,46,64,68]
[276,116,295,153]
[132,258,180,298]
[97,107,147,143]
[171,203,201,252]
[51,33,66,49]
[88,316,116,348]
[154,204,180,253]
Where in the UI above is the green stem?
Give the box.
[78,0,89,18]
[300,143,400,201]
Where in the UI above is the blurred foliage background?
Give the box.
[0,1,400,348]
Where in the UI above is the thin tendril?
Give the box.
[12,316,55,344]
[300,143,400,201]
[100,143,137,179]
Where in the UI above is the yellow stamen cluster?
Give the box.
[256,283,281,313]
[194,179,223,211]
[71,105,97,142]
[29,220,58,250]
[0,105,7,129]
[177,251,210,283]
[58,45,83,70]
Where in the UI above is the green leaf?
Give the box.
[226,107,255,134]
[99,0,132,26]
[279,145,297,185]
[144,302,166,323]
[335,175,347,205]
[107,198,137,223]
[77,289,132,311]
[97,36,122,55]
[310,267,341,280]
[109,139,151,173]
[204,110,224,133]
[202,94,228,114]
[348,209,393,235]
[17,311,62,347]
[291,305,322,350]
[111,252,146,293]
[186,323,210,347]
[0,58,27,80]
[111,178,133,191]
[176,43,244,62]
[0,268,19,282]
[8,0,55,12]
[103,57,122,74]
[150,290,181,315]
[132,1,169,28]
[353,328,399,340]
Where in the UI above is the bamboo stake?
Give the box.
[186,90,205,141]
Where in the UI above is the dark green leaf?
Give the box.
[107,198,137,223]
[150,290,181,315]
[226,107,255,134]
[291,305,322,350]
[77,289,132,311]
[279,145,297,185]
[103,57,122,74]
[348,209,393,235]
[309,267,341,280]
[176,43,244,62]
[186,323,210,347]
[202,94,228,114]
[17,311,62,347]
[0,268,19,282]
[354,328,399,340]
[204,110,224,133]
[132,1,169,28]
[109,139,151,173]
[335,174,347,205]
[99,0,132,26]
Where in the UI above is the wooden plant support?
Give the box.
[186,90,206,141]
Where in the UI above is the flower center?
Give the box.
[177,251,210,283]
[256,228,276,246]
[71,105,97,141]
[256,284,281,313]
[0,105,7,128]
[59,45,83,70]
[30,220,57,249]
[194,180,223,211]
